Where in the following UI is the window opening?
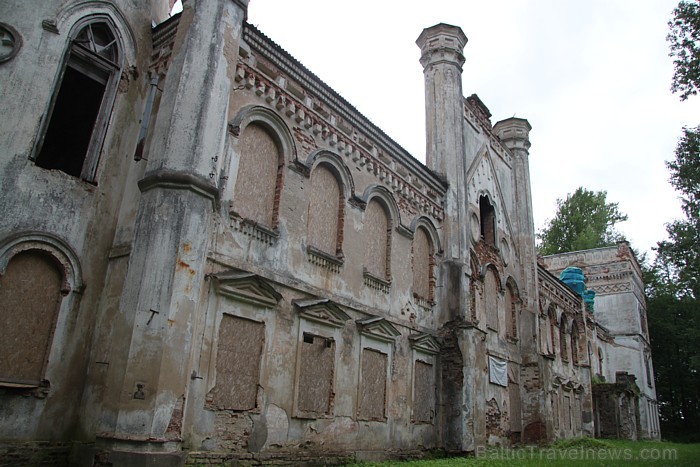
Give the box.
[34,21,121,182]
[479,195,495,245]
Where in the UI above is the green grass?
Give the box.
[351,438,700,466]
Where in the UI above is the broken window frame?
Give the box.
[32,17,122,184]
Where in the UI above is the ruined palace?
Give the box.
[0,1,659,465]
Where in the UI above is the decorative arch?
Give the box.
[307,162,345,257]
[548,304,558,355]
[559,314,569,362]
[229,105,297,162]
[0,232,83,293]
[480,263,503,291]
[229,106,295,229]
[478,192,497,245]
[409,216,443,255]
[49,1,137,64]
[570,320,580,364]
[33,12,129,183]
[0,232,83,386]
[482,264,501,331]
[505,277,521,340]
[360,185,401,229]
[304,150,355,200]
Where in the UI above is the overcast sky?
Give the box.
[178,1,700,259]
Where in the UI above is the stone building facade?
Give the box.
[0,1,659,464]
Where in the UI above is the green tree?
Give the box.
[668,0,700,100]
[646,12,700,437]
[537,187,628,255]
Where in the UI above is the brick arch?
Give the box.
[360,185,400,229]
[481,265,501,331]
[409,216,443,255]
[559,314,569,362]
[504,277,521,339]
[307,163,344,256]
[304,150,355,200]
[0,232,83,293]
[229,106,295,229]
[363,197,393,281]
[0,232,84,386]
[229,105,297,162]
[548,304,558,355]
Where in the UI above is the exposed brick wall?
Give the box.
[0,442,71,467]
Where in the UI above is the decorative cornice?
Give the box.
[241,25,446,221]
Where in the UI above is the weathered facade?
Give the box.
[0,1,658,465]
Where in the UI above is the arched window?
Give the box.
[232,123,283,228]
[34,19,122,183]
[560,315,569,362]
[505,283,518,339]
[484,268,499,331]
[548,306,558,355]
[0,250,64,385]
[571,321,579,364]
[364,199,391,281]
[307,164,343,256]
[479,195,496,245]
[412,227,434,301]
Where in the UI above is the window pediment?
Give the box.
[357,316,401,342]
[213,269,282,307]
[292,298,349,327]
[409,333,440,355]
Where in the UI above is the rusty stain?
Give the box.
[167,319,175,327]
[182,242,192,253]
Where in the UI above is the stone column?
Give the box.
[417,23,473,453]
[416,23,469,261]
[98,0,249,459]
[493,118,536,351]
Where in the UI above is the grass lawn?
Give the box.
[352,438,700,466]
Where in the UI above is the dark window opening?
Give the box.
[479,195,496,245]
[34,21,120,183]
[35,65,106,177]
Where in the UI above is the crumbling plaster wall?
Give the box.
[0,0,154,443]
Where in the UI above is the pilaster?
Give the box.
[97,0,249,458]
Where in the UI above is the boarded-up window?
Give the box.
[413,360,435,423]
[297,333,334,415]
[0,251,63,384]
[211,315,264,410]
[505,285,518,339]
[560,316,568,362]
[364,200,390,279]
[358,348,387,420]
[549,306,557,354]
[571,321,579,364]
[564,395,572,430]
[509,382,522,432]
[233,123,281,227]
[307,165,342,255]
[484,268,499,331]
[412,227,433,300]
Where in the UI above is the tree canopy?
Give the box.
[536,187,628,256]
[647,4,700,440]
[668,0,700,100]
